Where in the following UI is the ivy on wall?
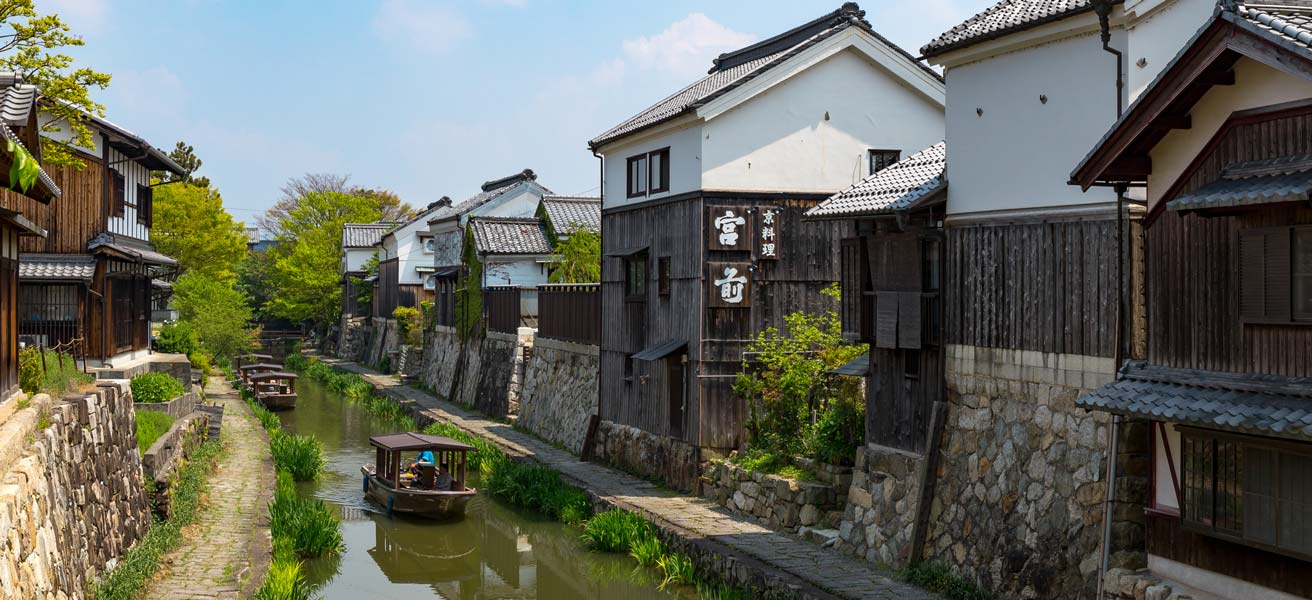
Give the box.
[455,225,483,340]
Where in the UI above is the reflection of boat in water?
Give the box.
[361,432,477,518]
[366,511,482,585]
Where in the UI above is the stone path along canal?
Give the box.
[282,376,679,599]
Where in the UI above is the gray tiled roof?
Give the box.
[1234,2,1312,52]
[0,83,36,127]
[1078,361,1312,441]
[448,169,551,216]
[18,254,96,281]
[922,0,1092,58]
[342,223,393,248]
[806,142,946,218]
[469,217,552,255]
[1168,154,1312,211]
[590,3,936,148]
[541,195,600,233]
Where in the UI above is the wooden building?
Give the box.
[805,142,946,454]
[588,2,945,486]
[1073,2,1312,597]
[0,109,184,366]
[0,73,62,400]
[340,222,393,319]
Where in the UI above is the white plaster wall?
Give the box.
[702,48,944,194]
[599,123,702,210]
[386,213,440,286]
[1147,58,1312,208]
[482,258,549,288]
[1124,0,1216,99]
[944,30,1124,214]
[1153,421,1181,510]
[106,145,152,243]
[468,183,549,220]
[342,247,376,274]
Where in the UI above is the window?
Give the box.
[1239,225,1312,323]
[111,171,126,217]
[625,252,647,301]
[136,184,153,227]
[626,147,670,199]
[658,256,671,296]
[869,149,901,175]
[1181,429,1312,559]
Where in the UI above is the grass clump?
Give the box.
[656,552,695,590]
[254,550,312,600]
[130,372,186,404]
[268,472,343,558]
[484,461,592,524]
[899,561,995,600]
[135,411,175,453]
[629,533,664,568]
[582,509,653,552]
[90,440,221,600]
[19,347,93,397]
[732,449,816,482]
[269,432,325,482]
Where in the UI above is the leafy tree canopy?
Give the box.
[159,141,210,188]
[152,181,247,282]
[0,0,111,167]
[172,272,256,362]
[259,173,415,239]
[548,227,600,284]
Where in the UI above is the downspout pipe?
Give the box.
[1091,2,1126,598]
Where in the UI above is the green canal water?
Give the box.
[278,378,678,600]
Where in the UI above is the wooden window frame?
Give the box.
[1296,226,1312,322]
[624,251,648,302]
[868,149,900,175]
[136,184,153,227]
[1179,427,1312,561]
[657,256,671,297]
[111,171,126,217]
[625,147,670,199]
[1239,225,1312,325]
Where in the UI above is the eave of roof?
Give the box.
[805,141,947,219]
[921,0,1102,59]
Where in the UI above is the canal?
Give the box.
[278,377,678,599]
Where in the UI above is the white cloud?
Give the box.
[373,0,472,55]
[107,66,188,127]
[39,0,108,35]
[621,13,756,80]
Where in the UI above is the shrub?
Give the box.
[899,561,995,600]
[581,509,651,553]
[155,322,199,356]
[19,348,92,396]
[131,372,186,404]
[270,433,325,481]
[17,346,41,393]
[392,305,423,347]
[806,395,865,466]
[190,351,213,377]
[135,411,175,453]
[268,472,343,558]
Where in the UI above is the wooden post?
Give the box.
[458,451,467,491]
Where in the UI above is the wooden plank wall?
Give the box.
[945,219,1122,358]
[600,197,703,442]
[0,153,106,254]
[378,259,400,317]
[1147,512,1312,597]
[0,223,17,395]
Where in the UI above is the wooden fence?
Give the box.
[484,286,521,335]
[538,283,600,345]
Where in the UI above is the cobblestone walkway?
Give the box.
[329,360,937,600]
[144,377,274,600]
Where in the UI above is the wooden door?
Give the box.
[668,352,686,440]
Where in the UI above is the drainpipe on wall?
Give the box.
[1091,1,1126,598]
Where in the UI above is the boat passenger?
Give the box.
[435,464,454,491]
[408,450,435,475]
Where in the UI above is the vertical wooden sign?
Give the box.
[756,207,782,260]
[708,262,751,308]
[707,206,752,251]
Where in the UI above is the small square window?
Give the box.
[625,251,648,301]
[869,149,901,175]
[626,148,670,199]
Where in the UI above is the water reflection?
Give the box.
[282,378,676,600]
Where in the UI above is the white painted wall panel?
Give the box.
[106,145,152,242]
[342,247,376,274]
[702,49,944,194]
[600,124,702,210]
[483,258,548,288]
[1124,0,1216,99]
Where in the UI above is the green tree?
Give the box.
[160,141,210,188]
[0,0,112,168]
[172,272,256,361]
[260,173,415,239]
[347,253,378,317]
[548,227,600,284]
[236,245,276,320]
[151,182,246,281]
[265,191,382,330]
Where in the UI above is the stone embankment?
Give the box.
[701,459,846,533]
[0,382,151,599]
[327,359,939,600]
[517,336,598,454]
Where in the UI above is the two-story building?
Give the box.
[587,2,945,489]
[0,73,62,401]
[2,107,183,367]
[1074,2,1312,597]
[340,222,393,319]
[374,198,452,318]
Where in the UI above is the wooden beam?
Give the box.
[1107,155,1153,177]
[1155,114,1193,131]
[1197,69,1235,87]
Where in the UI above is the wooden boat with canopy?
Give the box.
[234,354,273,370]
[237,363,280,387]
[362,432,477,518]
[250,371,298,411]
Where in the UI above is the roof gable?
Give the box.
[540,195,600,234]
[922,0,1094,58]
[1072,1,1312,189]
[805,142,946,218]
[589,2,939,149]
[469,216,552,255]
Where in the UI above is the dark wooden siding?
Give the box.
[1147,512,1312,597]
[539,283,600,345]
[1146,106,1312,377]
[0,152,107,254]
[945,219,1125,358]
[600,197,703,442]
[0,223,17,396]
[378,259,400,317]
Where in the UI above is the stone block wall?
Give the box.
[418,326,520,419]
[592,420,699,491]
[922,344,1116,599]
[363,317,398,371]
[338,316,371,361]
[700,460,844,532]
[518,337,598,454]
[140,411,211,518]
[134,390,200,420]
[0,382,151,599]
[836,443,926,566]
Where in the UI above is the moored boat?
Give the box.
[362,432,477,519]
[250,371,298,411]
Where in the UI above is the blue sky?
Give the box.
[40,0,996,227]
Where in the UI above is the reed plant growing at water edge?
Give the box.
[270,433,326,482]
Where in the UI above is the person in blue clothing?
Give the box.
[417,450,434,465]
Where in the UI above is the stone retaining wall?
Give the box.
[518,337,598,454]
[338,316,371,362]
[363,317,398,371]
[0,382,151,599]
[591,420,699,491]
[837,443,926,566]
[922,344,1117,599]
[134,390,200,420]
[140,411,212,518]
[700,460,845,532]
[418,325,521,419]
[93,353,193,387]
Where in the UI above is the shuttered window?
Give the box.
[1239,226,1308,323]
[1182,428,1312,560]
[111,171,126,217]
[839,237,867,340]
[1296,228,1312,321]
[136,184,153,227]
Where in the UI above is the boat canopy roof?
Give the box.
[239,353,273,360]
[369,432,476,452]
[238,363,282,370]
[249,371,297,381]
